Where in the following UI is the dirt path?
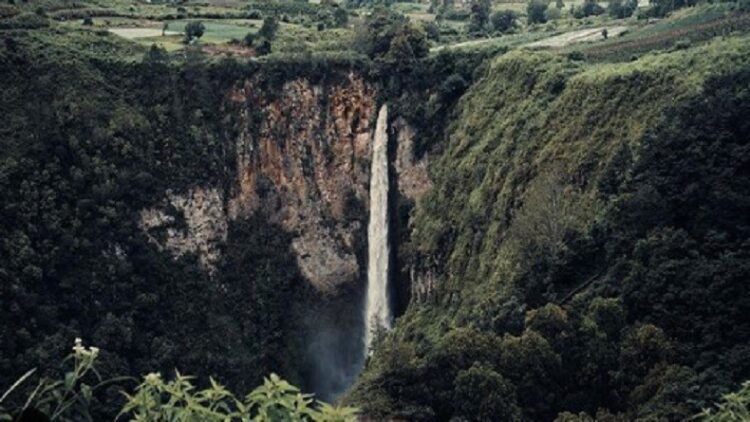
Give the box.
[108,28,179,39]
[432,25,630,53]
[526,26,629,47]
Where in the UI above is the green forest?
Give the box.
[1,0,750,420]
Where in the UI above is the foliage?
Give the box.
[0,339,131,421]
[259,16,279,41]
[353,8,406,58]
[256,38,272,55]
[350,36,750,420]
[184,20,205,43]
[0,30,334,418]
[647,0,697,17]
[527,0,549,24]
[608,0,638,19]
[385,23,428,62]
[573,0,606,18]
[467,0,491,34]
[697,381,750,421]
[453,363,521,420]
[121,372,357,422]
[0,340,357,421]
[491,9,517,33]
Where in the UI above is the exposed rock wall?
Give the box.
[393,117,432,201]
[226,74,375,291]
[138,72,433,294]
[139,187,227,274]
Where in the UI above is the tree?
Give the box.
[386,23,428,61]
[333,6,348,27]
[184,21,205,44]
[491,10,517,33]
[608,0,637,18]
[353,8,407,58]
[527,0,549,24]
[468,0,491,34]
[576,0,605,17]
[162,21,169,36]
[453,363,522,421]
[258,16,279,40]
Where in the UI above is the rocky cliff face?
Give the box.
[139,187,227,274]
[138,72,432,293]
[226,74,375,291]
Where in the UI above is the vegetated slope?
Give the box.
[347,35,750,420]
[0,30,376,415]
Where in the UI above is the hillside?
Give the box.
[346,34,750,420]
[2,0,750,420]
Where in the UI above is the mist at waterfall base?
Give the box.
[301,286,366,402]
[300,105,393,402]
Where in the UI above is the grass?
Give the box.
[164,19,258,43]
[567,3,750,61]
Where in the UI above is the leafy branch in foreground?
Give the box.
[120,371,357,422]
[0,338,132,421]
[1,339,357,421]
[695,381,750,421]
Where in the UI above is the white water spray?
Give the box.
[364,104,391,354]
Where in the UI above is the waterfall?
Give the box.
[364,104,391,354]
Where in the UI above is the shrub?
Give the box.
[122,372,357,421]
[527,0,549,24]
[255,38,272,56]
[259,16,279,40]
[572,0,605,18]
[353,8,411,58]
[422,21,440,40]
[0,339,127,421]
[697,381,750,421]
[453,363,522,420]
[0,12,48,29]
[608,0,637,18]
[244,32,256,46]
[0,339,359,421]
[491,10,517,33]
[468,0,491,34]
[184,20,205,43]
[333,6,348,27]
[546,6,562,20]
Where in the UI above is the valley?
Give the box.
[1,0,750,420]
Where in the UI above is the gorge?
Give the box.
[2,4,750,419]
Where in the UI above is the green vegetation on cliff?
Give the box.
[347,35,750,420]
[3,0,750,420]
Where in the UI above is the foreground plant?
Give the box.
[120,371,357,422]
[0,338,131,421]
[696,381,750,421]
[1,339,357,421]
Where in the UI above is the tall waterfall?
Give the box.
[364,104,391,354]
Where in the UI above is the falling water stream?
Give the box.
[364,104,391,354]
